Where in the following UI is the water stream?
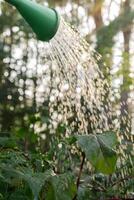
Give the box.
[35,17,133,179]
[48,17,116,135]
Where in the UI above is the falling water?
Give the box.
[48,17,115,135]
[39,17,133,184]
[36,17,133,184]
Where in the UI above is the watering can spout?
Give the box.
[5,0,60,41]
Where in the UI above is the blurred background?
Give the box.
[0,0,134,152]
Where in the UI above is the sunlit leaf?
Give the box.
[76,132,118,174]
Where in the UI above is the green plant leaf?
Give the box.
[65,136,77,145]
[46,173,76,200]
[0,165,54,199]
[77,187,92,200]
[97,131,118,148]
[8,189,30,200]
[15,168,54,199]
[76,132,118,174]
[0,137,17,148]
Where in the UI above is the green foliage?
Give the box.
[76,132,118,174]
[77,187,92,200]
[0,132,117,199]
[0,136,17,148]
[14,169,53,199]
[0,136,77,200]
[96,9,134,54]
[45,173,76,200]
[0,129,133,199]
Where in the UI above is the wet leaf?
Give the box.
[76,132,118,174]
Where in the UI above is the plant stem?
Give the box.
[76,152,85,188]
[73,152,85,200]
[111,175,133,187]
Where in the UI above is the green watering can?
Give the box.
[5,0,60,41]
